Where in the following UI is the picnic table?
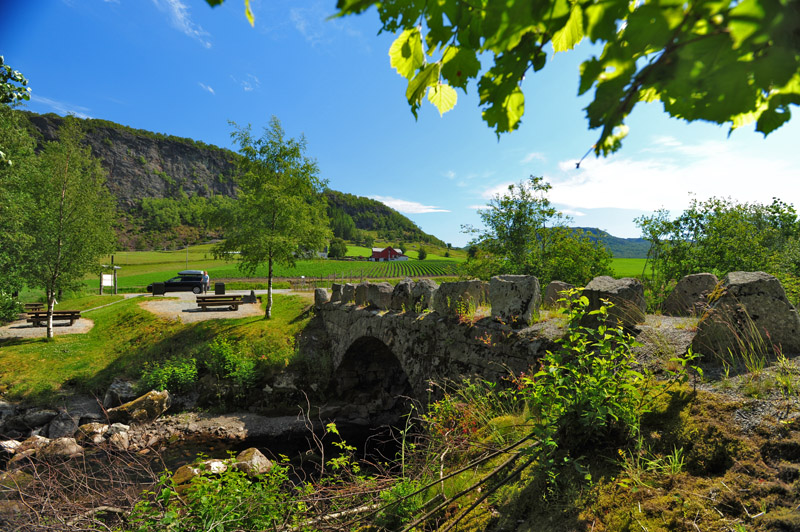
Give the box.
[23,303,45,313]
[26,310,82,327]
[196,294,243,311]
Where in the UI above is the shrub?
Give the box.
[204,337,259,390]
[0,291,23,324]
[138,357,198,394]
[129,456,305,532]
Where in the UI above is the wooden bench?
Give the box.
[196,295,243,311]
[26,310,82,327]
[24,303,45,312]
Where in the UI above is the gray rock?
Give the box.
[108,422,130,436]
[173,458,228,486]
[582,276,646,328]
[354,282,369,306]
[103,378,138,409]
[543,281,575,308]
[39,437,84,458]
[46,412,78,439]
[663,273,719,316]
[330,283,343,303]
[411,279,438,311]
[433,280,486,318]
[314,288,329,309]
[76,423,109,445]
[109,431,130,451]
[692,271,800,358]
[22,408,57,429]
[234,447,273,477]
[367,282,393,310]
[490,275,541,327]
[341,283,355,304]
[390,278,414,311]
[17,435,50,453]
[107,390,172,424]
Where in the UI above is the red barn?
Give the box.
[370,247,408,261]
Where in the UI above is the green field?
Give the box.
[80,244,463,292]
[610,258,648,278]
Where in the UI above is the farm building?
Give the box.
[370,247,409,262]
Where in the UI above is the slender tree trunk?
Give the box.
[265,257,273,319]
[46,288,55,339]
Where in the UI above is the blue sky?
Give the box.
[2,0,798,247]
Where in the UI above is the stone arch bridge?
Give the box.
[305,306,560,404]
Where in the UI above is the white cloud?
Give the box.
[549,138,799,213]
[370,195,450,214]
[559,208,587,217]
[444,170,456,180]
[152,0,211,48]
[198,82,215,95]
[468,204,486,210]
[289,1,367,48]
[480,182,515,199]
[30,94,91,119]
[521,152,546,164]
[231,74,260,92]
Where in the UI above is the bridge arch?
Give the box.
[329,336,415,425]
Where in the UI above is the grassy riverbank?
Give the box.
[0,293,313,403]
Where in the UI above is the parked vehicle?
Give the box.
[147,270,205,294]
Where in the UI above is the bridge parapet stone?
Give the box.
[490,275,541,327]
[432,280,486,317]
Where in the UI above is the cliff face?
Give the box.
[25,113,240,209]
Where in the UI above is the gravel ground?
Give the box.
[138,290,267,323]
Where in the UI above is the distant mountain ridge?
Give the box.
[574,227,650,259]
[19,111,444,249]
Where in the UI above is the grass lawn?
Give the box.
[611,258,649,278]
[0,293,313,404]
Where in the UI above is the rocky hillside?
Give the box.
[23,112,240,210]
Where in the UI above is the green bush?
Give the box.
[129,456,305,532]
[205,337,259,390]
[138,357,198,394]
[0,291,23,324]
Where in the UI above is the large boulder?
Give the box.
[341,283,356,304]
[45,411,79,439]
[489,275,541,327]
[314,288,329,310]
[692,271,800,358]
[39,437,84,458]
[411,279,438,311]
[390,278,414,311]
[582,276,646,328]
[663,273,719,316]
[234,447,273,477]
[103,378,138,409]
[543,281,575,308]
[107,390,171,424]
[22,408,58,429]
[330,283,343,304]
[433,280,486,318]
[354,282,369,306]
[367,282,393,310]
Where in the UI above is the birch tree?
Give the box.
[22,117,116,338]
[214,117,331,319]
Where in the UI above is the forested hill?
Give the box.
[326,190,446,247]
[20,111,445,250]
[575,227,650,259]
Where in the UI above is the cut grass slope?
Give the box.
[0,293,312,403]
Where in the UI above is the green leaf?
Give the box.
[441,46,481,90]
[482,85,525,135]
[552,5,584,53]
[406,64,440,117]
[390,28,425,80]
[427,84,458,115]
[244,0,254,26]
